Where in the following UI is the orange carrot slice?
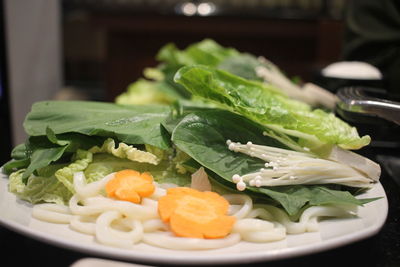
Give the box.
[158,187,235,239]
[170,212,235,239]
[105,169,155,203]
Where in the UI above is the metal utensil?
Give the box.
[336,87,400,125]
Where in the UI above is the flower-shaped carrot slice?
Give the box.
[106,169,155,203]
[158,187,235,239]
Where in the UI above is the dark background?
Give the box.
[0,0,12,166]
[61,0,345,102]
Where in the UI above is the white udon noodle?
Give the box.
[31,172,358,250]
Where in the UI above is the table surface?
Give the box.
[1,152,399,267]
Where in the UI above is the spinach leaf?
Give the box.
[2,159,30,175]
[10,143,29,160]
[172,109,286,180]
[171,109,372,216]
[254,186,368,216]
[22,146,68,183]
[3,144,31,174]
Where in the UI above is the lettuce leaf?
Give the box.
[89,138,159,165]
[54,149,93,193]
[157,39,239,67]
[83,153,191,187]
[174,65,371,152]
[115,79,182,105]
[9,169,72,205]
[113,39,240,107]
[218,53,265,81]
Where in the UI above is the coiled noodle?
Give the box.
[31,172,357,250]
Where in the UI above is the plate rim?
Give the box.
[0,172,388,265]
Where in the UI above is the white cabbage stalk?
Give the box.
[327,146,380,182]
[190,167,212,192]
[226,140,377,191]
[255,57,337,109]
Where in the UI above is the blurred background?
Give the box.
[1,0,399,165]
[61,0,345,102]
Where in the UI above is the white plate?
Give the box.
[0,172,388,266]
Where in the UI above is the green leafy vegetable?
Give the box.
[5,101,173,184]
[9,169,72,205]
[115,79,182,105]
[5,128,106,182]
[2,51,378,218]
[89,138,159,165]
[54,149,93,193]
[171,109,287,178]
[84,153,190,187]
[116,39,338,109]
[8,140,192,205]
[171,109,372,215]
[24,101,171,149]
[174,65,371,153]
[22,146,68,183]
[115,39,243,106]
[157,39,239,67]
[218,53,265,81]
[254,185,370,216]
